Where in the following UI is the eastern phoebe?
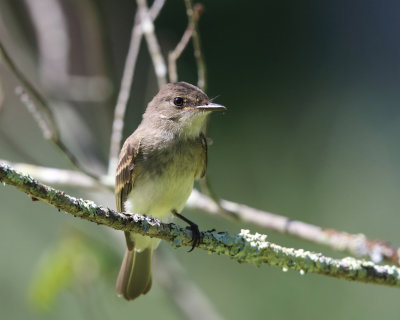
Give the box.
[115,82,226,300]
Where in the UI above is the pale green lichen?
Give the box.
[170,225,185,248]
[202,229,400,285]
[210,229,272,267]
[132,213,144,223]
[239,229,268,248]
[141,219,150,232]
[213,232,236,246]
[80,199,97,216]
[145,216,161,227]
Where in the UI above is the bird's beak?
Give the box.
[196,103,227,111]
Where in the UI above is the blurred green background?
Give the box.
[1,0,400,319]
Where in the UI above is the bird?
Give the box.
[115,81,226,300]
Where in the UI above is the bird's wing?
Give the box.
[115,136,141,213]
[200,133,208,178]
[115,136,142,251]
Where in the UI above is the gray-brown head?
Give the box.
[142,82,226,137]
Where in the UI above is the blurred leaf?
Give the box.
[28,237,78,312]
[27,232,109,313]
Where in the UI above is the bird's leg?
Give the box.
[172,209,201,252]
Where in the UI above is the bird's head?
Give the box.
[143,82,226,137]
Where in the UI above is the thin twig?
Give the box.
[0,159,110,190]
[0,42,57,136]
[149,0,166,19]
[107,0,166,177]
[184,1,206,92]
[107,11,143,177]
[1,162,400,288]
[0,41,97,179]
[168,3,204,84]
[168,25,194,83]
[136,0,167,88]
[14,86,53,139]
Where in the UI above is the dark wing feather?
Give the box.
[115,136,141,251]
[115,136,141,212]
[200,133,208,178]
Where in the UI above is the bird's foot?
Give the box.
[172,210,201,252]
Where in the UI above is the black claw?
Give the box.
[172,210,201,252]
[187,223,201,252]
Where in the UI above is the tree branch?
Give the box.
[1,162,400,288]
[187,189,400,265]
[5,159,398,266]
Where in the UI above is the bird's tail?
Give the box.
[116,247,153,300]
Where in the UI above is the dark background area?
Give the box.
[1,0,400,319]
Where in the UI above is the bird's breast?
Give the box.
[126,137,204,219]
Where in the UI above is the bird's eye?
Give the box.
[173,97,184,107]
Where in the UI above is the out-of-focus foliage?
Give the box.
[28,230,119,313]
